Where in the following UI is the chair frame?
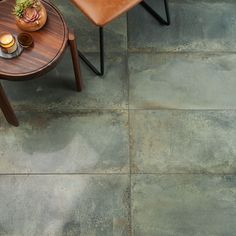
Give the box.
[78,0,170,76]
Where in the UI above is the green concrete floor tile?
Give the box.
[130,110,236,174]
[128,0,236,52]
[2,52,128,111]
[0,175,130,236]
[0,110,129,174]
[1,0,236,235]
[132,174,236,236]
[129,53,236,109]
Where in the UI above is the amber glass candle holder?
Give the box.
[0,32,18,54]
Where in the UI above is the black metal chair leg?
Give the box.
[141,0,170,25]
[77,1,170,76]
[78,26,104,76]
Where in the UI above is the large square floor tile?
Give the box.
[129,53,236,109]
[0,110,129,173]
[0,175,130,236]
[132,174,236,236]
[130,110,236,174]
[128,0,236,52]
[2,52,128,110]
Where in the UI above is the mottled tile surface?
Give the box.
[130,110,236,174]
[128,0,236,52]
[0,110,129,173]
[0,175,130,236]
[2,52,128,110]
[132,174,236,236]
[1,0,236,235]
[129,53,236,109]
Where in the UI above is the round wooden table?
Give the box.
[0,0,83,126]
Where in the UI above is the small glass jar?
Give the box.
[0,32,18,54]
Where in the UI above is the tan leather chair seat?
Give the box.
[70,0,142,26]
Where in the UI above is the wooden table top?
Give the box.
[0,0,68,81]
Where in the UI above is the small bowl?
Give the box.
[17,33,33,48]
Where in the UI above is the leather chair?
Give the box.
[70,0,170,76]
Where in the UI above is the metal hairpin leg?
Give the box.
[77,27,104,76]
[141,0,170,25]
[77,0,170,76]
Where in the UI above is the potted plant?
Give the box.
[13,0,47,31]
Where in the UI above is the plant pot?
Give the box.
[16,2,47,32]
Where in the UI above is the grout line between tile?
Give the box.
[128,50,236,54]
[127,11,133,236]
[130,172,236,176]
[0,172,236,176]
[6,107,236,118]
[0,173,129,176]
[129,108,236,111]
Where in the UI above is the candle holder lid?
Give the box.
[0,35,23,59]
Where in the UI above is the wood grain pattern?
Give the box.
[0,0,68,80]
[0,0,83,126]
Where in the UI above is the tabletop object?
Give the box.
[0,0,83,126]
[17,33,33,48]
[0,36,23,59]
